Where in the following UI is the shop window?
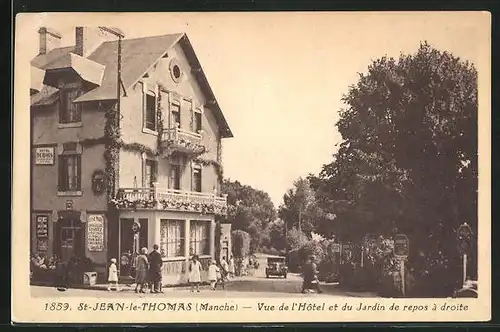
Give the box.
[189,221,210,256]
[160,219,184,258]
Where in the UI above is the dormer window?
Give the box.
[59,89,81,124]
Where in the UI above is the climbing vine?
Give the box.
[104,105,121,203]
[193,156,224,183]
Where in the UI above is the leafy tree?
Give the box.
[278,177,324,236]
[310,42,478,290]
[231,230,251,258]
[223,179,276,253]
[264,219,287,251]
[286,226,309,251]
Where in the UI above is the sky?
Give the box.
[18,12,487,207]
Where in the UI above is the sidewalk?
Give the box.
[31,280,231,292]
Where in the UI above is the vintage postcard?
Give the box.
[12,11,491,324]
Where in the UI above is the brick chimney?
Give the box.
[38,27,61,55]
[74,27,121,57]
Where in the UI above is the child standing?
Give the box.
[208,260,219,290]
[188,255,202,292]
[107,258,120,291]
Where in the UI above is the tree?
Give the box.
[231,230,251,258]
[222,179,276,253]
[310,42,478,289]
[278,177,324,237]
[265,219,287,251]
[286,227,309,251]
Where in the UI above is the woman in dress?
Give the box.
[135,247,149,293]
[189,255,202,292]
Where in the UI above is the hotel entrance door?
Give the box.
[56,218,84,262]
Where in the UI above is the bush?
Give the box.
[298,240,326,264]
[287,249,301,273]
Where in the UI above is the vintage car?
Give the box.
[265,256,288,278]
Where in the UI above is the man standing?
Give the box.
[148,245,163,293]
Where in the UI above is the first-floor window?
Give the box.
[160,219,184,258]
[189,221,210,256]
[58,154,81,191]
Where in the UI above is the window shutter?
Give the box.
[58,155,65,191]
[76,155,82,190]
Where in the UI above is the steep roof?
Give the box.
[31,32,233,138]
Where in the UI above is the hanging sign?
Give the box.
[457,223,473,255]
[330,243,341,253]
[87,214,104,252]
[35,147,55,165]
[91,170,106,195]
[394,234,410,257]
[132,220,141,233]
[36,215,49,238]
[457,223,473,241]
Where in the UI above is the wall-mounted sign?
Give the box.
[394,234,410,257]
[66,200,74,210]
[37,238,48,251]
[36,215,49,238]
[87,214,104,252]
[35,147,55,165]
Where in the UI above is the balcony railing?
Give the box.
[113,186,228,216]
[161,126,206,156]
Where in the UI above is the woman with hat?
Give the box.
[135,247,149,293]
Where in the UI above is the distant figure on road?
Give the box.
[228,256,235,278]
[302,255,323,294]
[148,244,163,293]
[134,247,149,293]
[220,257,229,282]
[189,255,202,292]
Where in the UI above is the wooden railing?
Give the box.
[115,186,227,215]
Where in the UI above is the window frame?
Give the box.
[58,153,82,193]
[59,89,82,125]
[143,158,158,188]
[160,219,185,258]
[189,221,210,256]
[144,89,157,132]
[192,165,202,192]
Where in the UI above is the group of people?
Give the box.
[108,245,236,293]
[189,255,235,292]
[107,244,163,293]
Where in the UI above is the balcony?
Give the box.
[113,187,228,216]
[161,126,206,156]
